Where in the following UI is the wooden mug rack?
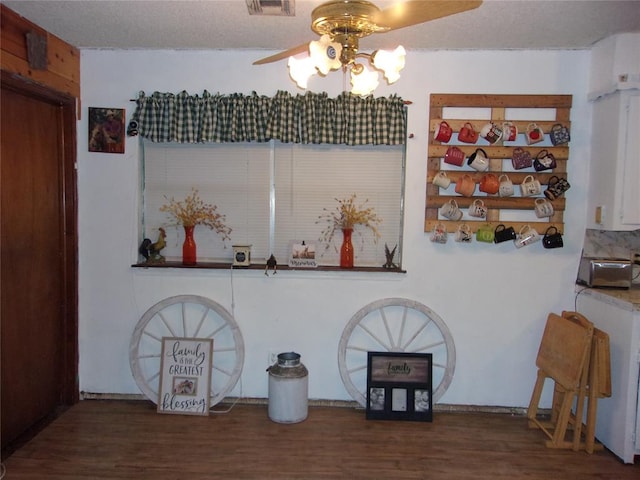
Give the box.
[426,94,572,238]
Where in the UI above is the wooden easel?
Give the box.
[527,312,594,450]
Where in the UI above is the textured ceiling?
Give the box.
[3,0,640,53]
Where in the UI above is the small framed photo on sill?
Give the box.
[366,351,433,422]
[288,240,317,268]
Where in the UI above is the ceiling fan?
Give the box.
[254,0,483,67]
[253,0,482,94]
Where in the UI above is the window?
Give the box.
[141,140,405,268]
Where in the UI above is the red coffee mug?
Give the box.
[434,121,452,143]
[444,146,465,167]
[458,122,478,144]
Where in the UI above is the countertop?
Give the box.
[576,284,640,312]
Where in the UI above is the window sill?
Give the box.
[131,261,406,274]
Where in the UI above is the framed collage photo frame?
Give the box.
[366,351,433,422]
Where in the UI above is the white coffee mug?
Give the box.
[520,175,541,197]
[534,198,554,218]
[502,122,518,142]
[526,123,544,145]
[455,224,473,243]
[480,122,503,144]
[498,174,514,197]
[514,225,541,248]
[468,199,487,218]
[431,223,448,244]
[441,199,462,221]
[467,148,489,172]
[432,171,451,189]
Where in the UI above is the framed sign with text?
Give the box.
[288,240,317,268]
[366,351,433,422]
[157,337,213,416]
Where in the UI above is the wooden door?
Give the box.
[1,79,78,451]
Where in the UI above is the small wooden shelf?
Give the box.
[426,93,572,236]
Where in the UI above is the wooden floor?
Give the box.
[2,400,638,479]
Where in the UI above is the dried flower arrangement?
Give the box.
[317,194,382,249]
[160,188,232,241]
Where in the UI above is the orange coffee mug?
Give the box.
[455,174,476,197]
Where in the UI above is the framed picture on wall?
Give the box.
[366,351,433,422]
[157,337,213,416]
[88,107,125,153]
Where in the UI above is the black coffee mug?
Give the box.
[494,224,516,244]
[543,227,563,249]
[544,176,570,200]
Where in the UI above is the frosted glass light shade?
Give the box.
[288,55,317,89]
[350,63,379,96]
[372,45,406,84]
[309,34,342,75]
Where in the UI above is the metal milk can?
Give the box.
[267,352,308,424]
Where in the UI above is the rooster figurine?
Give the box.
[139,228,167,264]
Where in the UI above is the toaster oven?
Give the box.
[577,258,632,289]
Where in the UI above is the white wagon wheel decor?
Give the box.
[130,295,245,408]
[338,298,456,407]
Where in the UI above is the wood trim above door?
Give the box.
[1,4,80,100]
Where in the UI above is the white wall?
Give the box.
[78,47,591,408]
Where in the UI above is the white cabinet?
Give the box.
[587,90,640,230]
[577,290,640,463]
[589,33,640,98]
[588,33,640,231]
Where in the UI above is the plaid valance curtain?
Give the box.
[132,90,406,145]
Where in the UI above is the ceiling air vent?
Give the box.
[246,0,295,16]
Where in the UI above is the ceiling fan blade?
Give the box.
[253,43,310,65]
[376,0,482,31]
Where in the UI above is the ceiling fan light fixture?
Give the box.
[309,35,343,75]
[350,62,379,96]
[288,55,317,88]
[311,0,386,37]
[259,1,484,94]
[372,45,406,84]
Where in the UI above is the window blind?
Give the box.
[142,140,404,267]
[273,143,403,266]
